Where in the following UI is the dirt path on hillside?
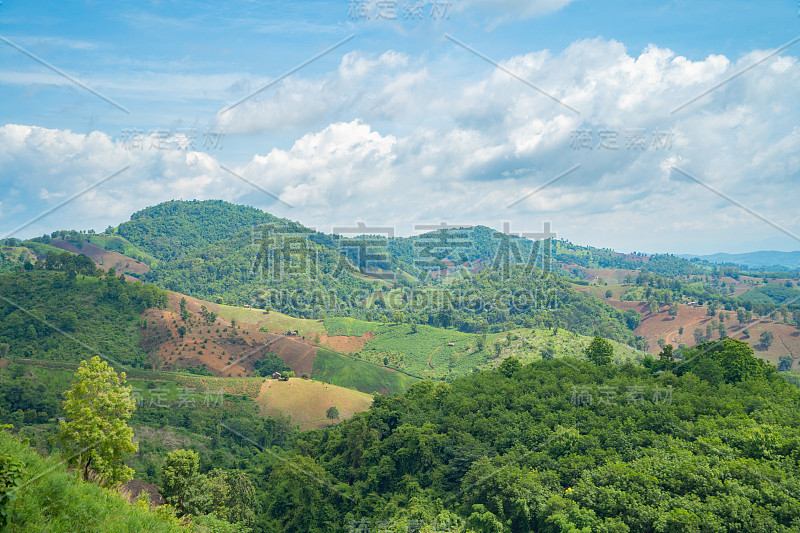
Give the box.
[428,345,443,369]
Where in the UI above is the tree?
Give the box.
[585,336,613,365]
[678,326,684,335]
[718,322,727,338]
[648,300,658,315]
[778,356,793,371]
[180,297,190,321]
[760,331,774,349]
[499,357,522,377]
[57,356,137,487]
[605,289,612,299]
[219,470,257,527]
[737,308,747,325]
[668,303,679,317]
[493,342,503,358]
[161,449,212,516]
[658,344,674,365]
[693,328,705,345]
[326,406,340,420]
[476,333,486,351]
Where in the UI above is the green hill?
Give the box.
[16,200,718,348]
[739,283,800,306]
[0,430,186,532]
[0,270,166,368]
[322,317,642,380]
[64,201,642,344]
[253,339,800,532]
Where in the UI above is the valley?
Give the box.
[2,200,800,532]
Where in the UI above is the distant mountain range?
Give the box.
[680,251,800,271]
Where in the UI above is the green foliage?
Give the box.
[57,356,137,487]
[326,406,340,420]
[585,336,613,365]
[498,357,522,377]
[674,338,772,384]
[252,353,291,376]
[162,449,212,516]
[0,452,26,527]
[255,339,800,532]
[0,271,166,367]
[0,431,186,531]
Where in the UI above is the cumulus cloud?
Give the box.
[2,38,799,253]
[0,125,268,238]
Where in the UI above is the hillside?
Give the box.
[0,269,166,367]
[254,378,373,431]
[252,339,800,532]
[49,237,150,275]
[22,200,672,345]
[0,430,187,532]
[681,250,800,271]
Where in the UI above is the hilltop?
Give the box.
[6,199,800,373]
[680,250,800,271]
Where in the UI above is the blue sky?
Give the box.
[1,0,799,255]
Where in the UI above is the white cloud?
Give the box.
[2,38,799,254]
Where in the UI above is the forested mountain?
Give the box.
[17,200,643,344]
[0,262,166,367]
[251,339,800,532]
[681,251,800,271]
[2,200,800,532]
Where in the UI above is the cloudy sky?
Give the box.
[1,0,798,255]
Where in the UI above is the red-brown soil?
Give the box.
[140,292,319,377]
[316,332,375,353]
[605,299,800,367]
[50,238,150,275]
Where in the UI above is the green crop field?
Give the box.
[217,306,326,336]
[323,316,381,336]
[347,323,645,380]
[311,348,419,395]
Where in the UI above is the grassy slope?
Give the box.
[215,305,326,336]
[323,316,643,380]
[253,378,373,431]
[86,233,160,265]
[311,348,419,395]
[0,431,186,532]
